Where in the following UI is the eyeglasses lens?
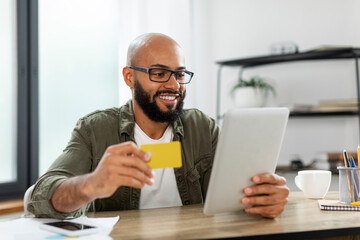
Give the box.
[150,69,191,84]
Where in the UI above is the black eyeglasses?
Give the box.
[129,66,194,84]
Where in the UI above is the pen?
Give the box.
[350,156,357,168]
[343,150,354,202]
[344,150,351,168]
[350,156,359,201]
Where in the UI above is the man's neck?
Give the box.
[133,103,170,140]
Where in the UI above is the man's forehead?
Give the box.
[136,40,185,67]
[149,63,186,70]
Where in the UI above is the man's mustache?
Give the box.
[154,90,184,98]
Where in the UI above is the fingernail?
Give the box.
[242,198,250,204]
[145,152,151,161]
[244,188,252,195]
[148,178,155,185]
[151,170,156,177]
[253,176,260,183]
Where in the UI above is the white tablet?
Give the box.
[203,107,289,215]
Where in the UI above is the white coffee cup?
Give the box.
[295,170,331,199]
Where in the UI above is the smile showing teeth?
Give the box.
[159,95,176,101]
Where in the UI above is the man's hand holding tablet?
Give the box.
[242,173,289,218]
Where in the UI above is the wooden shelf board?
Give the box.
[0,199,24,215]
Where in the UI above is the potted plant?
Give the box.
[230,76,275,108]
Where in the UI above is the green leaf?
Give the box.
[230,76,276,98]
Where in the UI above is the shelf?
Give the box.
[216,48,360,68]
[215,47,360,133]
[276,165,315,172]
[290,111,360,117]
[216,110,359,121]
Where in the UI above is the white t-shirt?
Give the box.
[134,123,183,209]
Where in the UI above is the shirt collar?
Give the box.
[172,114,184,138]
[118,100,136,138]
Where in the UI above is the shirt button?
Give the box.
[178,176,183,182]
[185,200,190,205]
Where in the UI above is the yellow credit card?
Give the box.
[140,141,182,169]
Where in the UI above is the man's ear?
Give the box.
[123,67,134,88]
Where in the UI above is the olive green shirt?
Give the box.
[28,100,219,219]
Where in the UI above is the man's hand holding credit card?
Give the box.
[140,141,182,169]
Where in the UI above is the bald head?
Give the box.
[126,33,183,66]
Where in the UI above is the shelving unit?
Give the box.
[216,48,360,132]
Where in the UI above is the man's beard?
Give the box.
[133,80,186,123]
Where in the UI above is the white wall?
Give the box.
[38,0,119,175]
[117,0,193,106]
[191,0,360,165]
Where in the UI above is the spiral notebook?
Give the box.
[318,200,360,211]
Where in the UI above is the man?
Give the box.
[28,33,289,219]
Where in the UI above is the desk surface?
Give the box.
[88,191,360,240]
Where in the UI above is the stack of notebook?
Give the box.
[318,200,360,211]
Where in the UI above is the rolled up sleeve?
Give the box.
[27,175,85,219]
[28,118,93,219]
